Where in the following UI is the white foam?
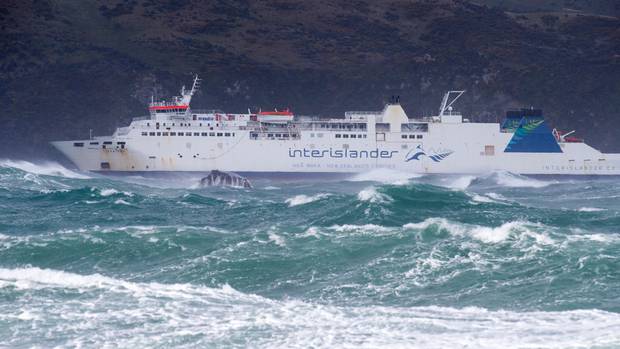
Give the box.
[98,188,134,197]
[285,193,330,207]
[357,186,392,203]
[442,175,476,190]
[493,171,554,188]
[578,207,606,212]
[403,218,554,245]
[100,188,119,196]
[470,194,495,203]
[330,224,394,233]
[114,199,131,205]
[486,192,508,201]
[1,267,619,348]
[0,159,90,179]
[567,232,620,244]
[268,231,286,247]
[348,168,421,185]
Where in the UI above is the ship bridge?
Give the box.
[148,75,200,121]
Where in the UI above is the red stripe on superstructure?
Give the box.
[148,105,189,111]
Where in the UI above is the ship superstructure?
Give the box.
[52,76,620,175]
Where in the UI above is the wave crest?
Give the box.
[1,267,619,348]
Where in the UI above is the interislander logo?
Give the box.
[405,145,454,162]
[288,148,398,159]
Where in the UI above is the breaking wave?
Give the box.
[1,267,620,348]
[0,159,89,179]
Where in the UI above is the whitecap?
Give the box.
[492,171,554,188]
[470,194,495,203]
[0,159,90,179]
[100,188,119,196]
[348,168,421,185]
[329,224,394,233]
[357,186,392,203]
[403,218,554,245]
[268,231,286,247]
[114,199,131,205]
[285,193,329,207]
[578,207,606,212]
[1,267,619,348]
[99,188,134,197]
[441,175,476,190]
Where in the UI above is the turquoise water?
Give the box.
[1,159,619,348]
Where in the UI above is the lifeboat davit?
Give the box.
[257,109,294,123]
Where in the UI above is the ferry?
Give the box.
[52,75,620,175]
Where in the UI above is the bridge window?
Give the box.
[141,132,147,136]
[73,142,84,147]
[402,135,407,139]
[209,132,215,136]
[163,132,169,136]
[409,135,415,139]
[90,142,99,145]
[149,132,155,136]
[416,135,423,139]
[103,141,112,145]
[335,134,341,138]
[170,132,176,136]
[342,134,349,138]
[217,133,223,137]
[194,132,199,136]
[225,133,231,137]
[157,132,161,136]
[201,132,208,136]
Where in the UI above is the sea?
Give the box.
[1,159,619,348]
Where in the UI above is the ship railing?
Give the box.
[345,111,381,118]
[132,116,151,122]
[191,109,225,114]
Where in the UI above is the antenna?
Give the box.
[439,90,465,116]
[189,74,201,96]
[180,74,201,106]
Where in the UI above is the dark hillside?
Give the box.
[1,0,619,157]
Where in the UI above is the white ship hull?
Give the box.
[52,122,620,176]
[52,79,620,176]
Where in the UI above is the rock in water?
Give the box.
[200,170,252,188]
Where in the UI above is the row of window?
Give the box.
[335,134,368,139]
[318,123,367,130]
[141,132,235,137]
[401,134,424,139]
[146,122,217,127]
[74,141,120,147]
[267,133,298,139]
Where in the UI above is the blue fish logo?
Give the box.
[405,145,453,162]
